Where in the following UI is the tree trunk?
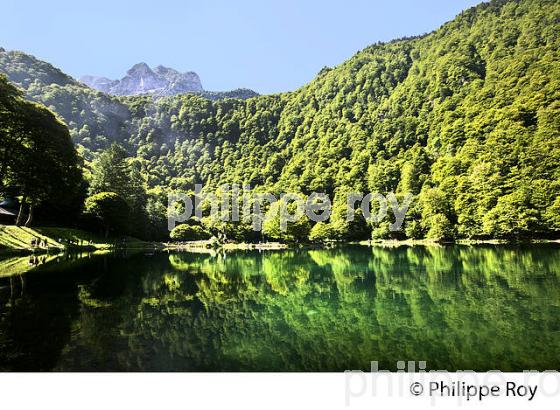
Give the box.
[24,204,34,227]
[15,197,27,226]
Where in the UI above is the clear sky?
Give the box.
[1,0,484,94]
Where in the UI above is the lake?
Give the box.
[0,244,559,371]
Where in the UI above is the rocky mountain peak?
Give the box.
[81,62,204,96]
[127,62,153,76]
[153,65,177,75]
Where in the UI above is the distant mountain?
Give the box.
[0,47,260,151]
[81,62,203,96]
[0,48,259,102]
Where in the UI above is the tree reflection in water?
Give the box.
[0,244,559,371]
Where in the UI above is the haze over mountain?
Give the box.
[81,63,204,96]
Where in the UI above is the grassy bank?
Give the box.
[0,226,64,254]
[0,225,159,255]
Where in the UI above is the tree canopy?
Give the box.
[0,74,84,226]
[0,0,558,241]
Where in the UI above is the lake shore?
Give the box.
[357,238,560,247]
[2,224,558,257]
[163,240,289,252]
[0,225,162,256]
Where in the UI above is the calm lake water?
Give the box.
[0,244,559,371]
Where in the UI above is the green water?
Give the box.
[0,244,559,371]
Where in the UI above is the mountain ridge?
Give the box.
[0,48,258,101]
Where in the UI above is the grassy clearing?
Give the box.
[0,225,110,253]
[0,225,63,252]
[0,225,160,255]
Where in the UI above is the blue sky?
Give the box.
[2,0,484,94]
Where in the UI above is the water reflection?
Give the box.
[0,244,559,371]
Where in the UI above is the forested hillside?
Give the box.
[1,0,559,241]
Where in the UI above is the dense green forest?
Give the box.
[1,0,559,242]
